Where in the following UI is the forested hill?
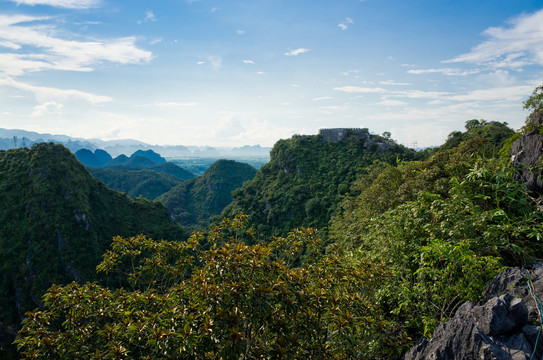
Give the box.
[221,131,419,238]
[0,143,187,355]
[157,159,257,229]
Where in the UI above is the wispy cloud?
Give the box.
[313,96,334,101]
[338,17,353,30]
[390,89,450,100]
[378,99,407,106]
[0,14,152,76]
[284,48,310,56]
[144,10,156,22]
[444,8,543,70]
[333,86,386,93]
[138,101,199,107]
[31,101,63,117]
[236,30,245,35]
[8,0,99,8]
[0,77,112,103]
[242,59,255,64]
[448,85,534,102]
[341,69,360,76]
[407,68,479,76]
[208,55,222,70]
[379,80,411,86]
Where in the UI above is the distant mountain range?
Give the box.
[0,128,271,158]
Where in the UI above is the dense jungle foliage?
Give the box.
[0,143,188,357]
[89,167,184,200]
[221,132,419,239]
[157,160,257,229]
[9,87,543,359]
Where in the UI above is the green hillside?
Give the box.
[221,132,418,238]
[89,167,185,199]
[11,86,543,359]
[148,162,196,180]
[157,159,257,229]
[0,143,188,354]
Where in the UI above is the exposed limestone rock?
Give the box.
[511,112,543,196]
[403,265,543,360]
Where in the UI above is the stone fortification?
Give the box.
[318,128,369,142]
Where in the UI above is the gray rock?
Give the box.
[522,325,543,359]
[510,112,543,196]
[473,294,528,336]
[403,265,543,360]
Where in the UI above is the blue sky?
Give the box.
[1,0,542,147]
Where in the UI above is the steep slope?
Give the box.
[157,159,257,228]
[131,149,166,163]
[93,149,113,166]
[221,132,417,238]
[89,167,184,199]
[149,162,196,180]
[104,154,129,167]
[75,148,113,167]
[75,148,100,167]
[0,143,187,343]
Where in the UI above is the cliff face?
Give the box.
[403,266,543,360]
[511,112,543,196]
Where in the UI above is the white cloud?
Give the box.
[31,101,63,116]
[237,30,245,35]
[313,96,334,101]
[390,89,450,99]
[138,101,199,107]
[444,8,543,69]
[256,71,266,75]
[333,86,386,93]
[144,10,156,22]
[338,17,353,30]
[448,85,534,102]
[242,59,255,64]
[0,40,21,50]
[0,15,152,76]
[213,115,246,138]
[9,0,99,8]
[341,69,360,76]
[407,68,479,76]
[378,99,407,106]
[208,55,222,70]
[0,77,112,103]
[379,80,412,86]
[284,48,310,56]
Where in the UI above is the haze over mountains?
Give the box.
[0,128,271,159]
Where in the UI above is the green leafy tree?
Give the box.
[222,133,417,239]
[16,216,406,359]
[332,135,543,340]
[524,85,543,118]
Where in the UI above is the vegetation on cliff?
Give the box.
[221,132,418,239]
[89,167,184,200]
[157,159,257,229]
[0,143,187,356]
[10,87,543,359]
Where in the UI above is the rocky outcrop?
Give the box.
[511,112,543,196]
[403,265,543,360]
